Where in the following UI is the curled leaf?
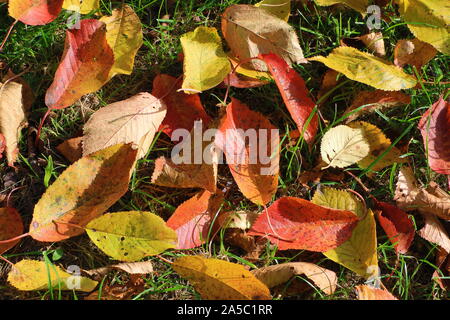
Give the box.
[394,38,437,70]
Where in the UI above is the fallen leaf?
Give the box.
[0,207,23,254]
[151,123,218,193]
[83,92,167,158]
[152,74,211,138]
[356,285,398,300]
[85,274,144,300]
[397,0,450,55]
[432,248,450,290]
[8,259,97,292]
[45,19,114,109]
[215,98,279,206]
[259,53,319,145]
[224,229,266,261]
[394,38,437,70]
[320,125,370,169]
[84,261,154,279]
[8,0,63,25]
[3,69,35,110]
[314,0,368,16]
[317,69,340,101]
[418,97,450,175]
[348,121,407,173]
[29,144,138,242]
[344,90,410,122]
[228,55,272,81]
[180,26,231,93]
[255,0,291,21]
[418,214,450,253]
[375,201,415,254]
[167,191,223,250]
[86,211,177,262]
[312,187,379,278]
[309,46,417,91]
[218,210,260,230]
[100,5,143,78]
[223,71,269,89]
[173,256,271,300]
[358,32,386,57]
[56,136,83,163]
[0,81,29,166]
[62,0,99,14]
[221,4,306,72]
[252,262,337,295]
[0,134,5,159]
[248,197,359,251]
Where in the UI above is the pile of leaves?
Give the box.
[0,0,449,300]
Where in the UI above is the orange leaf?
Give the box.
[45,19,114,109]
[166,191,223,249]
[248,197,359,251]
[0,207,23,254]
[8,0,63,25]
[152,74,211,138]
[56,136,83,163]
[215,98,279,205]
[258,53,318,144]
[356,285,398,300]
[394,38,437,70]
[418,96,450,175]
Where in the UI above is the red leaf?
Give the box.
[248,197,359,251]
[222,72,268,89]
[45,19,114,109]
[215,98,279,206]
[418,97,450,174]
[0,207,24,254]
[9,0,63,26]
[166,191,223,249]
[258,53,318,144]
[151,74,211,138]
[0,133,5,160]
[375,201,415,254]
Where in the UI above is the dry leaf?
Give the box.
[255,0,291,21]
[314,0,369,16]
[252,262,337,295]
[418,214,450,253]
[83,93,166,159]
[0,207,23,254]
[56,136,83,163]
[8,0,63,25]
[309,46,417,91]
[173,256,271,300]
[221,4,306,72]
[394,38,437,70]
[358,32,386,57]
[356,285,398,300]
[63,0,99,14]
[320,125,370,169]
[84,261,154,279]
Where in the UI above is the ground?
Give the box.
[0,0,449,300]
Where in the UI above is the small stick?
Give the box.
[0,20,18,52]
[156,255,173,265]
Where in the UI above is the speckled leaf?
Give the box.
[320,125,370,169]
[348,121,407,173]
[9,0,63,25]
[86,211,177,262]
[62,0,99,14]
[309,47,417,91]
[45,19,114,109]
[0,207,23,254]
[312,187,379,279]
[248,197,359,251]
[29,144,138,242]
[180,27,231,93]
[173,256,271,300]
[8,260,97,292]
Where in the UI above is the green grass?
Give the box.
[0,0,449,300]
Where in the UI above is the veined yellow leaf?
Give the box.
[309,47,417,91]
[255,0,291,21]
[314,0,369,16]
[63,0,99,14]
[180,27,231,93]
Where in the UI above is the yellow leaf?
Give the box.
[63,0,99,14]
[309,46,417,91]
[0,81,28,166]
[314,0,369,16]
[100,5,143,78]
[86,211,177,262]
[255,0,291,21]
[180,27,231,93]
[173,256,271,300]
[397,0,450,55]
[83,93,166,158]
[222,4,306,72]
[320,125,370,169]
[228,55,272,81]
[348,121,407,173]
[29,144,138,242]
[8,260,97,292]
[312,187,378,279]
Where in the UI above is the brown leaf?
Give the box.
[356,285,398,300]
[252,262,337,295]
[0,207,24,254]
[344,90,410,122]
[418,214,450,253]
[317,70,340,101]
[85,275,145,300]
[56,136,83,163]
[394,38,437,70]
[224,229,266,261]
[358,32,386,57]
[84,261,154,280]
[432,248,450,290]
